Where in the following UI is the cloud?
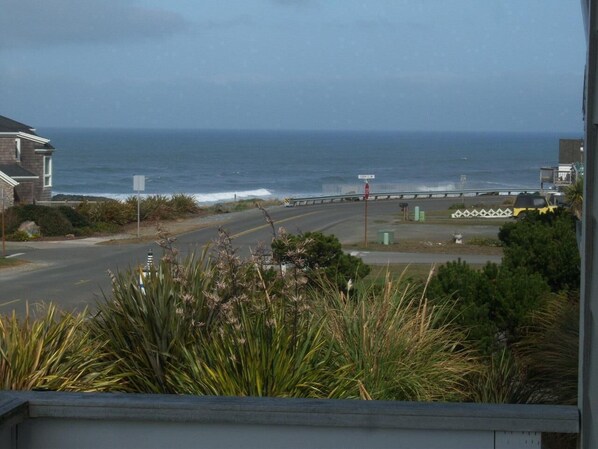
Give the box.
[0,0,190,49]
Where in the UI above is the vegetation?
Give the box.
[499,209,580,292]
[0,304,120,391]
[0,207,581,409]
[428,208,580,406]
[2,194,201,239]
[427,260,549,354]
[1,231,476,400]
[271,230,370,291]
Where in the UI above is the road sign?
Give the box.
[358,174,375,180]
[133,175,145,191]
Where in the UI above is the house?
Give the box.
[0,115,54,206]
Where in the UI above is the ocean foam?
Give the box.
[53,189,274,204]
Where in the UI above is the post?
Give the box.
[137,190,140,238]
[133,175,145,239]
[364,185,368,248]
[358,175,375,248]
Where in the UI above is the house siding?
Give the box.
[0,137,17,164]
[0,134,53,203]
[0,178,15,208]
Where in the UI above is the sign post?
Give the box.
[133,175,145,238]
[358,174,375,247]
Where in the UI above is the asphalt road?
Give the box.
[0,197,506,314]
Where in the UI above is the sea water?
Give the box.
[45,128,579,204]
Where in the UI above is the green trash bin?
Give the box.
[419,211,425,222]
[377,230,395,245]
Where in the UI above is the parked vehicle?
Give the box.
[512,194,558,218]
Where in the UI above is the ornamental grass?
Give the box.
[0,303,121,391]
[321,274,478,401]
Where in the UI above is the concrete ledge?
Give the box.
[1,391,579,434]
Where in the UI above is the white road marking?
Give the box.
[6,253,25,258]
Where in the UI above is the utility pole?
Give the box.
[358,174,375,248]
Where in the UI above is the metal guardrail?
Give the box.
[286,188,533,206]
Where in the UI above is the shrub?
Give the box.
[8,204,74,236]
[77,200,134,225]
[7,230,32,241]
[58,205,91,228]
[272,230,370,290]
[169,193,200,216]
[499,209,580,292]
[427,260,549,354]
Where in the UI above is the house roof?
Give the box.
[0,115,37,134]
[0,164,38,178]
[36,142,55,151]
[0,170,19,188]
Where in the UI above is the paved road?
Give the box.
[0,197,507,314]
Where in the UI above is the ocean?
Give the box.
[45,129,579,204]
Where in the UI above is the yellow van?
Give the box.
[512,194,558,218]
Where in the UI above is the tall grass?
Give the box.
[321,276,478,401]
[0,303,120,391]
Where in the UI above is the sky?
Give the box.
[0,0,587,132]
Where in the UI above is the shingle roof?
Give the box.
[0,115,37,134]
[35,142,55,151]
[0,164,38,178]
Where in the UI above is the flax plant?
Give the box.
[322,274,478,401]
[0,303,119,391]
[90,252,213,393]
[168,229,333,397]
[167,297,331,397]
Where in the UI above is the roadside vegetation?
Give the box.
[0,195,279,240]
[0,208,580,410]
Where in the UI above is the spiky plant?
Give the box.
[0,303,120,391]
[465,348,531,404]
[167,296,331,397]
[322,274,478,401]
[90,252,214,393]
[565,176,583,221]
[516,293,579,405]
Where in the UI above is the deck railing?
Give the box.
[0,391,578,449]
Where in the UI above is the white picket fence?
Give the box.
[451,208,513,219]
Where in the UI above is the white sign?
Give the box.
[133,175,145,191]
[358,174,375,180]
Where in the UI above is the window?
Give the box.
[43,156,52,187]
[15,138,20,161]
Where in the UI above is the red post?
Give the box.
[364,182,369,247]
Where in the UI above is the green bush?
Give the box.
[271,231,370,291]
[58,205,91,228]
[8,204,74,236]
[7,230,32,241]
[427,260,549,354]
[169,193,200,216]
[499,209,580,292]
[77,200,134,225]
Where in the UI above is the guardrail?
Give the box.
[286,188,533,206]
